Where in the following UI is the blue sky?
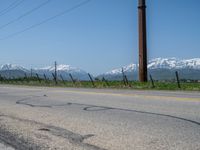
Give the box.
[0,0,199,75]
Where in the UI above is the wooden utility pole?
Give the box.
[138,0,147,82]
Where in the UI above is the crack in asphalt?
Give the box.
[0,114,106,150]
[16,96,200,127]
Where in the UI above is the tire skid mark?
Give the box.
[0,114,106,150]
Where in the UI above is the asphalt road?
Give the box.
[0,85,200,150]
[0,142,14,150]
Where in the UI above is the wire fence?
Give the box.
[0,70,199,91]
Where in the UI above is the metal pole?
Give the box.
[138,0,147,82]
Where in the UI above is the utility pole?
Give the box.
[138,0,147,82]
[54,61,57,84]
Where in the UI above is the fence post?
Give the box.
[0,74,3,82]
[60,75,65,84]
[102,77,109,86]
[121,68,127,86]
[124,75,131,87]
[69,73,75,85]
[31,68,33,77]
[43,74,48,83]
[54,61,57,84]
[24,73,29,83]
[0,75,5,83]
[36,73,41,83]
[149,74,155,88]
[52,73,58,85]
[11,76,15,83]
[24,73,27,78]
[88,73,95,87]
[4,76,8,83]
[175,71,181,89]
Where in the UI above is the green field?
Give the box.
[0,77,200,91]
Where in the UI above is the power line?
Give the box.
[0,0,25,17]
[0,0,20,14]
[0,0,91,41]
[0,0,52,30]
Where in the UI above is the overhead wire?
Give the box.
[0,0,52,30]
[0,0,91,41]
[0,0,25,17]
[0,0,20,14]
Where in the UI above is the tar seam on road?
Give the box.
[16,96,200,127]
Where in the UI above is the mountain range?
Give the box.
[0,58,200,81]
[0,64,89,81]
[99,58,200,81]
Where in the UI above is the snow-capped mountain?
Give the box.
[34,64,89,80]
[0,64,28,72]
[0,64,28,78]
[105,64,137,75]
[35,64,85,74]
[105,58,200,75]
[148,58,200,70]
[0,63,90,80]
[99,58,200,80]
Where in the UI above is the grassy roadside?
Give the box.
[0,78,200,91]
